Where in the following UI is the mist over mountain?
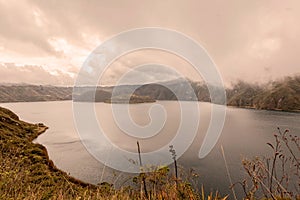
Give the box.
[227,75,300,111]
[1,75,299,112]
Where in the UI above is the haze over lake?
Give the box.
[1,101,299,198]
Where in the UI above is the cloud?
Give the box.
[98,49,203,85]
[0,1,62,57]
[0,0,299,85]
[111,64,182,85]
[0,63,74,85]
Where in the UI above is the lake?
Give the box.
[1,101,300,198]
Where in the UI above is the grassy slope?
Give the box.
[0,107,107,199]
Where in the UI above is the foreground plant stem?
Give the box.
[137,141,148,199]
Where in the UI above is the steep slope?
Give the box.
[227,76,300,111]
[255,76,300,111]
[0,106,100,199]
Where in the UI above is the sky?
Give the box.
[0,0,299,86]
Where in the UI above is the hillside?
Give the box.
[1,75,300,112]
[0,85,72,103]
[227,76,300,112]
[0,106,101,199]
[74,79,202,103]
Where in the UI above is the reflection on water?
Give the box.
[1,101,300,198]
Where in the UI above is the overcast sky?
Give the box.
[0,0,299,86]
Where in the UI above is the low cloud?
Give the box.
[0,63,74,86]
[0,1,299,85]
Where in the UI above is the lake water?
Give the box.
[1,101,300,198]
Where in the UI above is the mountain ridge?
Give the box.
[1,75,299,112]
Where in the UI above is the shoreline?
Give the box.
[226,104,300,113]
[32,123,97,188]
[2,99,299,113]
[0,105,100,198]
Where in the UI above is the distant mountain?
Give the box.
[73,79,203,103]
[104,94,156,104]
[73,88,112,102]
[0,85,72,103]
[1,75,299,112]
